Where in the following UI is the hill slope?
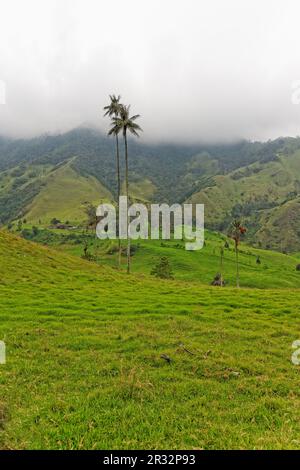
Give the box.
[36,228,300,289]
[0,129,299,250]
[25,160,113,224]
[1,230,300,449]
[188,147,300,251]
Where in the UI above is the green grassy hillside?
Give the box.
[118,235,300,289]
[25,160,113,224]
[30,228,300,289]
[188,149,300,252]
[1,230,300,449]
[1,129,300,251]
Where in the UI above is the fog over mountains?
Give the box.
[1,1,300,250]
[0,127,299,252]
[1,0,300,141]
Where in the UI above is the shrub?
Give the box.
[211,273,226,286]
[50,218,61,225]
[151,257,174,279]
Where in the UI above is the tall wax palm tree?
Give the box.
[230,219,246,288]
[104,95,122,267]
[109,104,142,274]
[219,245,224,287]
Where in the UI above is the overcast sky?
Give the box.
[1,0,300,142]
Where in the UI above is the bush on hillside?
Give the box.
[151,256,174,280]
[50,218,61,225]
[211,273,226,286]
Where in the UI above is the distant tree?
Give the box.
[21,228,31,239]
[50,218,60,225]
[219,246,224,286]
[83,202,97,229]
[104,94,122,268]
[81,238,96,262]
[81,203,97,261]
[32,226,39,236]
[109,104,142,274]
[151,256,174,279]
[211,273,226,286]
[82,238,91,260]
[230,219,246,288]
[256,255,261,265]
[296,264,300,272]
[17,220,22,231]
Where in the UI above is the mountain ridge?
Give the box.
[0,128,299,251]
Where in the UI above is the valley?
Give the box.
[0,129,300,450]
[0,130,300,252]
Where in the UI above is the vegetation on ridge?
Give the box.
[1,131,300,251]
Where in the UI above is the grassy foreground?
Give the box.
[1,230,300,449]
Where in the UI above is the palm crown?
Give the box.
[231,219,246,246]
[109,105,142,138]
[103,94,122,119]
[104,96,142,274]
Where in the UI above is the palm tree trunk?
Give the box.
[124,132,130,274]
[115,134,121,268]
[235,243,240,288]
[220,249,224,287]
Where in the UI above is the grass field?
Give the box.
[23,227,300,289]
[1,230,300,449]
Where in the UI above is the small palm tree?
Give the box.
[230,219,246,288]
[104,95,122,267]
[220,245,224,287]
[109,104,142,273]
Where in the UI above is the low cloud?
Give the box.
[1,0,300,142]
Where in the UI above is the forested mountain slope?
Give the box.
[0,128,299,251]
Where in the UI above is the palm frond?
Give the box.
[107,102,142,137]
[128,127,140,137]
[108,118,123,136]
[103,94,122,118]
[128,120,142,135]
[129,114,140,121]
